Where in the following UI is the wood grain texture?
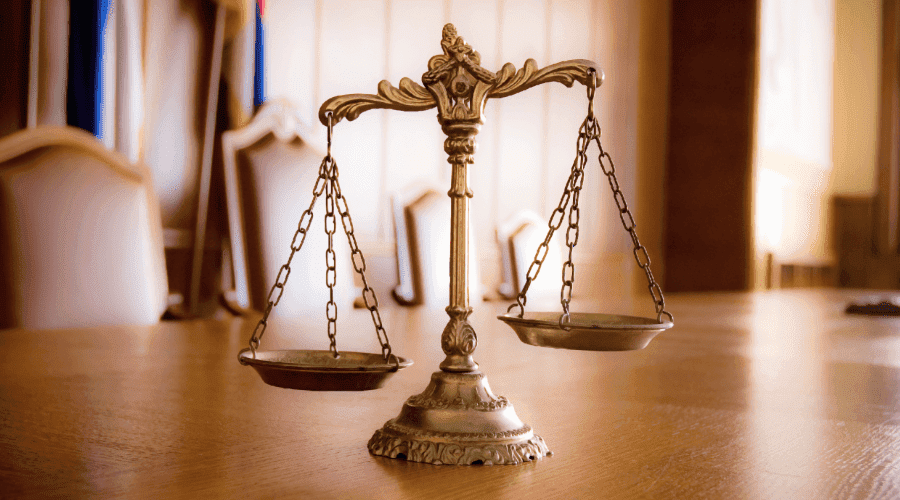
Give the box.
[1,290,899,498]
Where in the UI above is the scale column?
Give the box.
[367,24,548,465]
[368,115,551,462]
[440,121,479,373]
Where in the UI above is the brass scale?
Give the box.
[238,24,673,466]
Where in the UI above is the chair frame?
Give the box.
[220,99,324,312]
[0,125,168,326]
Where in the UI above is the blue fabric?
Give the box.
[67,0,110,138]
[254,1,265,108]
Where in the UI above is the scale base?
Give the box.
[368,370,550,465]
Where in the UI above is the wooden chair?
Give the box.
[497,210,563,304]
[391,186,481,308]
[0,126,168,329]
[221,99,355,318]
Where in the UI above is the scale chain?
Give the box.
[508,116,593,319]
[560,120,591,326]
[239,112,397,364]
[508,69,673,325]
[592,130,672,323]
[239,157,331,363]
[329,162,395,364]
[324,160,340,357]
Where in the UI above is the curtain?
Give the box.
[255,0,265,108]
[64,0,264,155]
[66,0,110,138]
[222,0,264,127]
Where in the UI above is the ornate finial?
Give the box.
[427,26,493,80]
[442,23,457,43]
[422,24,498,125]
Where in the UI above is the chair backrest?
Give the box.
[0,126,168,329]
[221,99,355,319]
[498,210,563,306]
[392,187,481,308]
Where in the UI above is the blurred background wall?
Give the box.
[664,0,892,292]
[0,0,895,312]
[754,0,882,289]
[257,0,666,303]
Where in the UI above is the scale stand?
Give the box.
[319,24,607,465]
[241,23,672,466]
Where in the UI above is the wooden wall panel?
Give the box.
[663,0,759,292]
[635,0,671,289]
[0,0,30,138]
[319,0,387,239]
[142,0,216,229]
[265,0,316,127]
[877,0,900,255]
[496,0,547,228]
[834,196,876,287]
[230,0,653,298]
[384,0,452,235]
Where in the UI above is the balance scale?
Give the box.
[238,24,673,466]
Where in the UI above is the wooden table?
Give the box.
[2,289,899,498]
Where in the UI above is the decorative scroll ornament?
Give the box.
[318,78,434,125]
[319,23,601,127]
[440,308,478,372]
[405,371,507,410]
[440,317,477,355]
[491,58,602,99]
[405,393,508,410]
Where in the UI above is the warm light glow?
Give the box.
[757,0,833,168]
[754,0,835,269]
[755,168,788,253]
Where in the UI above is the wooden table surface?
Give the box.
[1,289,899,499]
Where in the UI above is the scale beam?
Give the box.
[319,28,601,127]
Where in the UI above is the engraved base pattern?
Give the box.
[368,428,550,465]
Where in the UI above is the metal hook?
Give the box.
[238,347,252,365]
[326,111,334,158]
[586,68,597,119]
[507,301,525,318]
[558,312,572,331]
[657,310,674,325]
[387,353,400,371]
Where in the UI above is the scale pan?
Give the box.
[240,350,413,391]
[498,312,672,351]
